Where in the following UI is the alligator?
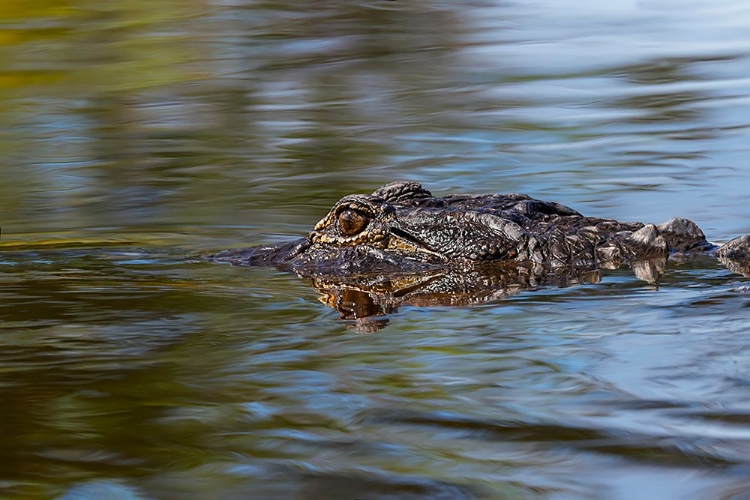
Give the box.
[210,181,750,330]
[211,180,750,277]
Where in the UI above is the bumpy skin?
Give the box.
[210,181,749,277]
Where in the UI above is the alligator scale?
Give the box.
[211,181,750,330]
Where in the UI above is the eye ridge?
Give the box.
[338,209,370,236]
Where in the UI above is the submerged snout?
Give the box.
[208,237,311,267]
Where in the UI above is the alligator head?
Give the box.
[211,181,544,274]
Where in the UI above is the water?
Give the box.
[2,1,750,498]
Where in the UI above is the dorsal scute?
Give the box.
[372,181,433,204]
[656,217,712,252]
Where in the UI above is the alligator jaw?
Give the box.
[387,227,449,262]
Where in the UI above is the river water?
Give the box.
[2,1,750,499]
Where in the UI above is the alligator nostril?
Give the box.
[338,209,369,236]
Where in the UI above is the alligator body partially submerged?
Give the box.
[212,181,749,275]
[211,181,749,329]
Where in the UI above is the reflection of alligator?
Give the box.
[211,181,750,328]
[307,265,607,333]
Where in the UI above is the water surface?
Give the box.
[2,1,750,498]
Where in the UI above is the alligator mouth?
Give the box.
[210,226,448,272]
[388,227,447,261]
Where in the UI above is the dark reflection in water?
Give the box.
[2,0,750,498]
[308,265,607,333]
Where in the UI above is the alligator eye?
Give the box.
[338,209,369,236]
